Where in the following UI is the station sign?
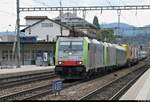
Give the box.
[20,36,37,43]
[43,52,48,62]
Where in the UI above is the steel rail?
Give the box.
[0,84,52,101]
[0,74,56,89]
[79,64,148,100]
[0,80,83,101]
[0,72,56,89]
[109,67,148,100]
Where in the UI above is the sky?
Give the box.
[0,0,150,31]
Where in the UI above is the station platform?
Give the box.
[0,65,55,78]
[120,68,150,100]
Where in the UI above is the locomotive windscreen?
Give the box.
[59,41,83,51]
[58,41,83,60]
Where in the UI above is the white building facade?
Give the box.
[21,16,71,42]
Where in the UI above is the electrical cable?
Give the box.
[32,0,49,6]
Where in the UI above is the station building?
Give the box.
[54,12,97,38]
[21,16,72,42]
[0,13,97,66]
[0,41,55,66]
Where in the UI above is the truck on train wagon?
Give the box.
[54,37,128,80]
[121,44,140,66]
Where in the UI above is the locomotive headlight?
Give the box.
[79,61,82,65]
[58,61,62,65]
[69,52,72,55]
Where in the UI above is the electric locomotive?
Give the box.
[55,37,128,79]
[55,37,86,79]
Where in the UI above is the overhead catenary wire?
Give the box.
[32,0,50,7]
[106,0,113,6]
[7,1,150,32]
[105,0,135,36]
[119,0,127,5]
[20,1,33,7]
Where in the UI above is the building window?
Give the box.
[9,50,15,61]
[32,50,36,60]
[29,28,31,34]
[9,50,13,60]
[41,23,53,27]
[2,50,9,61]
[24,51,31,61]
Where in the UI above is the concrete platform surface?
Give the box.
[120,68,150,100]
[0,65,55,78]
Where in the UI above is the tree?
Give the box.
[93,16,100,29]
[96,29,116,43]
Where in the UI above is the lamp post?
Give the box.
[59,0,63,36]
[16,0,21,68]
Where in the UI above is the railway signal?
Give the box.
[52,80,63,96]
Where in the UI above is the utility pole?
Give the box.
[82,10,86,28]
[16,0,21,68]
[117,9,121,36]
[59,0,63,36]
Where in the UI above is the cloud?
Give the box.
[0,0,150,31]
[0,0,34,31]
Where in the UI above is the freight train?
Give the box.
[54,37,143,79]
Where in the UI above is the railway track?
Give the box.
[24,81,84,100]
[1,58,149,101]
[79,63,149,100]
[0,79,83,101]
[0,71,56,89]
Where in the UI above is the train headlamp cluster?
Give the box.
[78,61,82,65]
[58,61,63,65]
[58,61,82,65]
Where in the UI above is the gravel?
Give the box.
[84,66,148,100]
[39,61,147,100]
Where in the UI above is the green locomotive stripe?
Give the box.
[104,46,106,65]
[83,37,89,66]
[55,40,59,65]
[103,45,105,65]
[107,47,109,65]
